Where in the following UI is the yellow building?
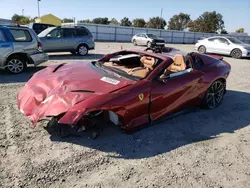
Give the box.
[35,14,62,26]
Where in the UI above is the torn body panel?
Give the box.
[17,62,135,126]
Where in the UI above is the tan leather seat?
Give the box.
[160,54,186,78]
[128,56,156,78]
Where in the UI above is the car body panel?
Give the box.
[17,48,231,132]
[150,69,204,121]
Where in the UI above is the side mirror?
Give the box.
[46,34,51,38]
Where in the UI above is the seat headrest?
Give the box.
[173,54,185,66]
[140,56,155,70]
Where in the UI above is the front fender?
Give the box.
[58,92,125,124]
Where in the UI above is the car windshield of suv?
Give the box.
[147,34,157,38]
[38,27,56,37]
[227,37,244,44]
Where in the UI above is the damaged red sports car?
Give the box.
[17,47,231,139]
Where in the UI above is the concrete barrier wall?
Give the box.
[62,23,250,44]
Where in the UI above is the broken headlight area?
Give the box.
[43,110,119,139]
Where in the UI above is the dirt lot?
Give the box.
[0,42,250,188]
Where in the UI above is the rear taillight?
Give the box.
[38,42,43,51]
[90,36,94,41]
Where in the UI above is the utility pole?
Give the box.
[22,9,24,16]
[37,0,41,18]
[160,8,163,29]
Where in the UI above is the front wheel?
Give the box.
[202,80,226,109]
[133,40,137,46]
[147,41,152,48]
[231,49,242,59]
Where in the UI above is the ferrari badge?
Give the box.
[139,93,144,101]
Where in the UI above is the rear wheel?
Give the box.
[5,55,26,74]
[202,80,225,109]
[77,44,88,56]
[198,45,206,54]
[231,48,242,59]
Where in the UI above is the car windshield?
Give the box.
[227,37,244,44]
[38,27,56,37]
[147,34,157,38]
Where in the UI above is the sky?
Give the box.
[0,0,250,34]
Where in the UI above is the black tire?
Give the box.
[133,39,137,46]
[231,48,242,59]
[147,41,152,48]
[198,45,206,54]
[202,80,226,109]
[5,55,26,74]
[44,117,71,138]
[77,44,88,56]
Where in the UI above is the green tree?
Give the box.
[80,19,92,23]
[146,17,166,29]
[236,28,244,33]
[132,18,146,28]
[188,11,224,33]
[62,18,74,23]
[220,29,228,34]
[167,13,190,30]
[92,17,109,25]
[120,17,132,26]
[109,18,119,25]
[12,14,32,24]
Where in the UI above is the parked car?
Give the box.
[195,36,250,59]
[28,22,55,35]
[17,46,231,139]
[0,25,49,74]
[131,33,165,47]
[38,26,95,56]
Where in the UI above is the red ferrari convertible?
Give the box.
[17,47,231,138]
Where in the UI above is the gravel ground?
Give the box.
[0,42,250,188]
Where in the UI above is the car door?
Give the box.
[150,68,204,121]
[205,37,218,53]
[42,28,64,52]
[135,34,143,45]
[213,38,232,55]
[141,34,149,45]
[0,29,13,65]
[62,28,77,50]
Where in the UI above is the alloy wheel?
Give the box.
[78,45,88,56]
[205,81,225,109]
[7,59,24,74]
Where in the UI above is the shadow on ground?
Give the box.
[0,66,46,84]
[50,90,250,159]
[48,53,104,61]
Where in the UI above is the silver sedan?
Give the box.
[195,36,250,59]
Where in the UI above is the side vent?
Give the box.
[71,90,95,93]
[53,63,66,73]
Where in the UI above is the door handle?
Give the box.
[0,44,11,48]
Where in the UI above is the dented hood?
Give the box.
[17,62,134,125]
